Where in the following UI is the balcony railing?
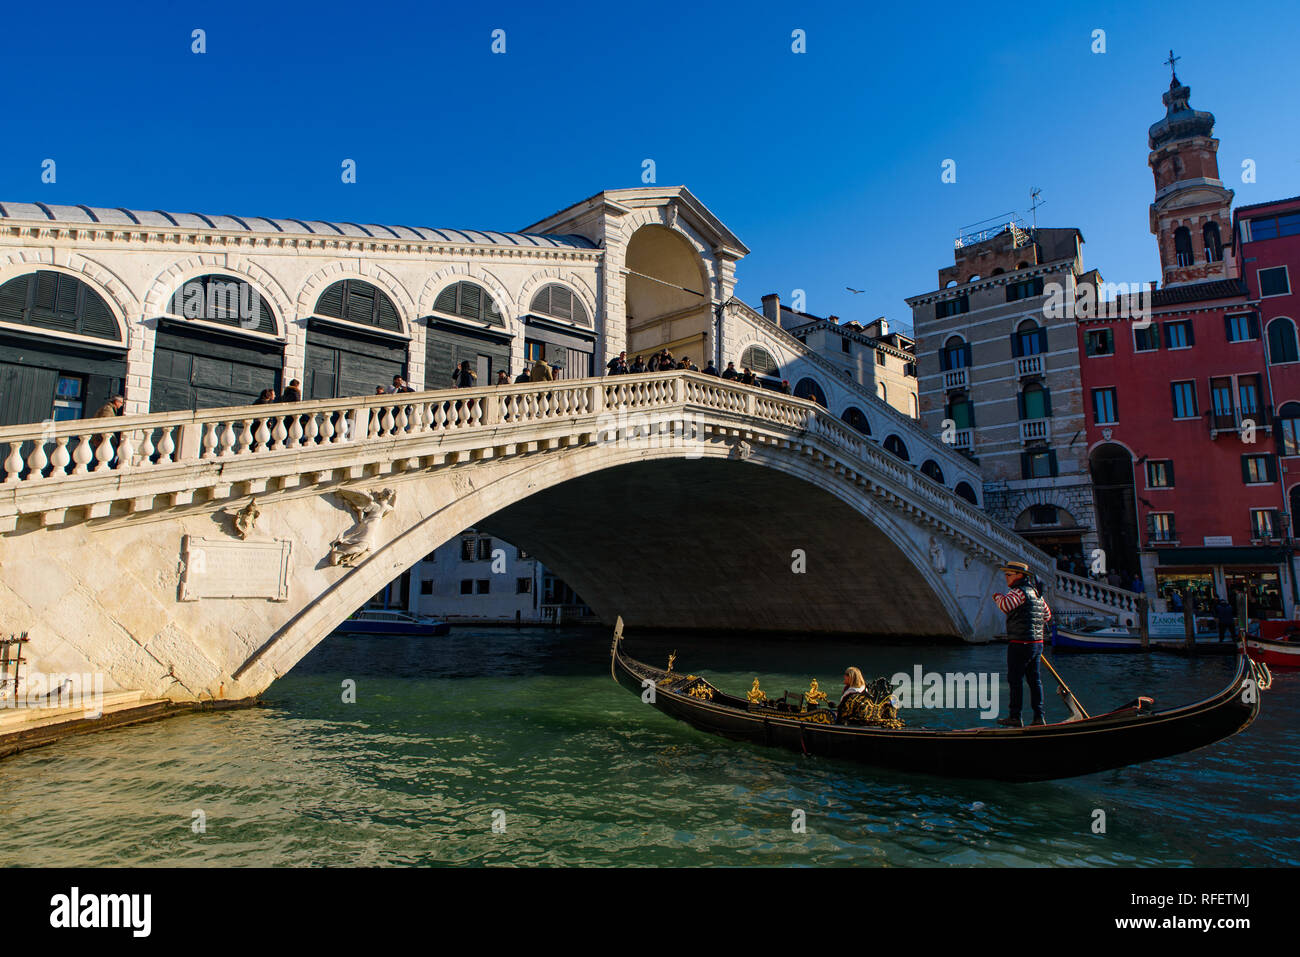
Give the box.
[943,368,968,390]
[1019,418,1051,442]
[952,428,973,451]
[1210,405,1273,439]
[1016,355,1043,377]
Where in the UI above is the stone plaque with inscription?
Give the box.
[180,535,292,602]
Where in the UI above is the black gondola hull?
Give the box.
[611,631,1265,783]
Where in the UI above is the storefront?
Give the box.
[522,313,595,380]
[0,270,126,425]
[1154,546,1292,619]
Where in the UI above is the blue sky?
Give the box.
[4,0,1297,337]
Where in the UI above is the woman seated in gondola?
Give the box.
[837,667,869,725]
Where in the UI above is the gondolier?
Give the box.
[994,560,1052,727]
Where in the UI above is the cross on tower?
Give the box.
[1164,49,1180,78]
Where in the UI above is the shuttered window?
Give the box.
[0,271,120,341]
[315,279,402,332]
[529,284,590,325]
[434,281,504,326]
[166,275,277,335]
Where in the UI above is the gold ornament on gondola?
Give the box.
[747,679,767,704]
[688,682,714,701]
[666,652,677,675]
[805,679,828,706]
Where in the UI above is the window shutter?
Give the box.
[963,343,972,367]
[1017,392,1026,419]
[1167,460,1176,486]
[1169,382,1178,417]
[1241,456,1251,483]
[1011,333,1023,358]
[1268,455,1278,482]
[316,281,345,319]
[1249,313,1261,339]
[1043,387,1053,416]
[1164,324,1173,348]
[434,285,457,315]
[1048,450,1059,476]
[1186,322,1196,346]
[1020,452,1030,479]
[940,349,950,372]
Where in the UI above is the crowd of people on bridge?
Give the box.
[603,351,792,393]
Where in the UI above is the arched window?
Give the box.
[946,391,974,429]
[909,393,918,418]
[315,279,402,331]
[1174,227,1195,267]
[967,274,981,283]
[921,459,944,483]
[954,481,977,504]
[0,270,120,341]
[166,274,276,335]
[433,281,503,326]
[841,407,871,435]
[529,284,589,325]
[741,346,780,376]
[991,267,1005,276]
[1016,261,1030,270]
[793,377,827,406]
[1268,317,1299,364]
[941,335,968,371]
[883,434,910,461]
[877,382,888,403]
[1279,402,1300,456]
[1203,222,1223,263]
[1015,318,1045,356]
[1019,380,1051,419]
[945,279,957,288]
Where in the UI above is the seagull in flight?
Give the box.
[846,286,865,294]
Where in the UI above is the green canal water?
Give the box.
[1,627,1296,867]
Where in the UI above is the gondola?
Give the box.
[610,618,1270,782]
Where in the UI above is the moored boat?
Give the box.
[332,609,450,637]
[610,618,1269,782]
[1246,620,1300,669]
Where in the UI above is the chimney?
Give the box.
[761,293,781,325]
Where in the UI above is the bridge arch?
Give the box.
[245,441,974,683]
[624,222,713,362]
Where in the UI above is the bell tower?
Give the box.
[1148,52,1235,287]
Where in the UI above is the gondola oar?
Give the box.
[1040,651,1090,720]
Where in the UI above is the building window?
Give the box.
[529,284,590,325]
[940,336,970,371]
[1225,313,1260,342]
[1149,513,1176,543]
[1014,319,1047,356]
[1146,460,1175,488]
[1242,454,1277,485]
[460,579,474,595]
[874,350,885,365]
[1203,222,1223,263]
[1019,381,1051,420]
[935,296,969,319]
[1084,329,1113,356]
[524,340,546,362]
[1249,212,1300,241]
[420,579,434,596]
[1092,387,1118,425]
[945,393,974,430]
[883,434,909,460]
[476,536,493,560]
[1238,375,1262,419]
[517,548,530,561]
[1171,381,1198,418]
[516,577,532,594]
[1259,266,1291,298]
[1252,508,1280,539]
[0,270,122,341]
[1029,504,1058,526]
[434,281,505,325]
[1268,318,1299,363]
[1021,447,1058,479]
[741,346,780,376]
[476,579,490,594]
[1279,402,1300,455]
[315,279,402,331]
[841,338,851,354]
[1006,277,1044,302]
[1165,320,1194,349]
[904,361,916,377]
[1174,227,1195,267]
[920,459,945,483]
[842,406,872,434]
[460,537,475,561]
[423,551,437,563]
[1134,325,1160,352]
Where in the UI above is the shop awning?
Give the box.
[1156,546,1292,567]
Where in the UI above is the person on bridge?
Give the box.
[631,355,647,373]
[495,370,510,385]
[702,360,718,376]
[514,367,530,384]
[993,560,1052,728]
[721,362,738,380]
[607,352,628,375]
[530,357,553,382]
[390,375,415,394]
[453,361,477,388]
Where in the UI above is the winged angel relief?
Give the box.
[328,487,397,567]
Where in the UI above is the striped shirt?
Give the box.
[993,588,1053,621]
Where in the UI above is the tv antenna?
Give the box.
[1029,187,1046,231]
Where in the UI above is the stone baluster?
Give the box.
[380,407,395,435]
[235,419,254,455]
[3,442,23,483]
[200,423,219,459]
[254,419,271,451]
[48,436,71,477]
[218,425,235,457]
[156,428,175,464]
[72,437,95,475]
[25,440,49,480]
[319,413,335,445]
[271,417,289,450]
[304,414,320,446]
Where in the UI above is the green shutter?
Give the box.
[1048,449,1058,476]
[1241,456,1251,483]
[1043,387,1053,416]
[1017,392,1026,419]
[316,281,345,319]
[1020,452,1030,479]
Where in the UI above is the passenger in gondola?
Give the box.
[836,666,869,725]
[993,560,1052,727]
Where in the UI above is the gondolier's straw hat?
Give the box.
[998,560,1031,575]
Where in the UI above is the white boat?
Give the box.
[332,609,450,637]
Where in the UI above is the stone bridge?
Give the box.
[0,371,1096,703]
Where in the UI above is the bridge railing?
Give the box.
[1053,569,1141,617]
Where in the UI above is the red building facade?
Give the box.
[1078,71,1295,620]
